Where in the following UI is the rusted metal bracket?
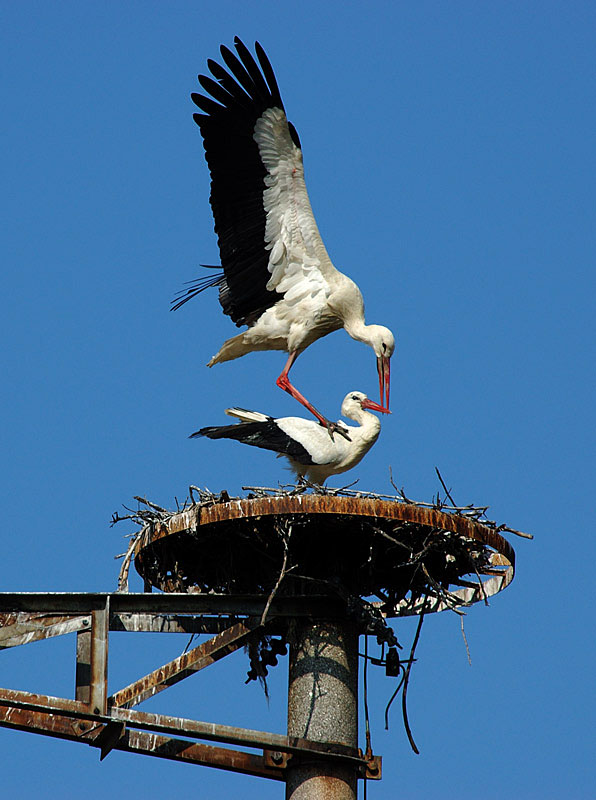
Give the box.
[0,592,380,781]
[262,749,381,780]
[96,720,126,760]
[364,754,382,780]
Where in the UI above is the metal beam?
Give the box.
[0,614,89,649]
[0,609,255,643]
[75,629,92,703]
[0,688,368,765]
[0,689,378,775]
[0,592,347,617]
[89,600,109,715]
[109,619,262,709]
[0,704,284,780]
[109,613,241,635]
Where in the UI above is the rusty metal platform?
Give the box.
[132,495,515,615]
[0,495,518,785]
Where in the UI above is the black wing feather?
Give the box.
[218,45,261,102]
[191,420,315,465]
[188,38,299,327]
[232,38,277,105]
[198,75,243,111]
[191,94,225,117]
[253,41,284,108]
[207,59,254,109]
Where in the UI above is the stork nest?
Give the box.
[113,477,527,617]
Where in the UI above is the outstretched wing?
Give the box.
[190,37,337,327]
[191,419,315,465]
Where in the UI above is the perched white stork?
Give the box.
[191,391,389,484]
[174,37,395,430]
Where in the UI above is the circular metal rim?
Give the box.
[132,495,515,615]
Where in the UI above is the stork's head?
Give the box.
[366,325,395,411]
[341,390,391,421]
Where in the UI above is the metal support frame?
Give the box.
[0,592,380,782]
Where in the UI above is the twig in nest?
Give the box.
[134,496,168,513]
[369,525,413,551]
[420,564,466,615]
[472,564,490,606]
[460,615,472,666]
[116,524,151,592]
[435,467,458,507]
[389,466,412,503]
[260,521,294,626]
[496,524,534,540]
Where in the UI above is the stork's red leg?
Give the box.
[276,352,350,440]
[276,352,327,424]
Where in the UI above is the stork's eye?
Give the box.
[351,394,359,401]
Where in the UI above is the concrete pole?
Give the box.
[286,620,359,800]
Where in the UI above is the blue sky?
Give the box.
[1,2,595,797]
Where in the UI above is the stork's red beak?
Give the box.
[376,355,391,411]
[362,397,391,414]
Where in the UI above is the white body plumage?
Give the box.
[193,391,389,484]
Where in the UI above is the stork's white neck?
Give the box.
[343,405,382,439]
[343,318,372,345]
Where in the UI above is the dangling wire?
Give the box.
[401,612,425,754]
[363,634,372,755]
[363,634,371,800]
[384,672,406,730]
[383,611,425,756]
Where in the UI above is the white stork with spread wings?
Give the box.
[174,38,395,429]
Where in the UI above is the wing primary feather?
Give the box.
[219,45,258,99]
[191,93,226,116]
[254,41,284,108]
[233,38,273,104]
[198,74,242,109]
[206,59,254,109]
[186,39,302,325]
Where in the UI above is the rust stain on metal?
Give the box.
[137,495,515,568]
[365,755,382,779]
[0,687,371,767]
[0,687,88,716]
[89,606,109,715]
[133,495,515,609]
[0,614,90,649]
[0,705,284,780]
[121,730,285,780]
[109,620,260,709]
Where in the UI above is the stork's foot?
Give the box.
[323,421,352,442]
